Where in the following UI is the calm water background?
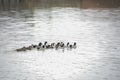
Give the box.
[0,0,120,80]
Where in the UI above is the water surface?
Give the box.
[0,0,120,80]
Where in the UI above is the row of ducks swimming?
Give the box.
[15,42,77,52]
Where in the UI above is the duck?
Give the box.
[60,42,63,46]
[69,45,72,48]
[32,45,37,48]
[16,46,26,52]
[67,42,69,47]
[38,42,42,46]
[51,43,55,48]
[46,44,51,49]
[42,45,45,49]
[37,46,40,50]
[60,42,65,48]
[26,46,32,50]
[55,42,60,49]
[44,41,47,45]
[73,42,76,46]
[73,42,77,48]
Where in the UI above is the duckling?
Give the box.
[26,46,32,50]
[22,46,27,51]
[38,42,42,46]
[51,43,55,48]
[57,42,60,46]
[56,42,60,47]
[37,46,40,50]
[73,42,77,48]
[42,45,45,48]
[69,45,72,48]
[33,45,37,48]
[61,43,65,48]
[46,45,51,49]
[67,42,69,47]
[55,42,60,49]
[44,41,47,45]
[60,42,63,47]
[73,42,76,46]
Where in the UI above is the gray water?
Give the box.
[0,0,120,80]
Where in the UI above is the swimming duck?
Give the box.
[55,42,60,49]
[73,42,77,48]
[42,45,45,48]
[32,45,37,48]
[70,45,72,48]
[37,46,40,50]
[16,46,26,52]
[59,42,63,47]
[26,46,32,50]
[73,42,76,46]
[67,42,69,47]
[38,42,42,46]
[61,43,64,48]
[46,44,51,49]
[44,41,47,45]
[51,43,55,48]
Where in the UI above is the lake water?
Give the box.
[0,0,120,80]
